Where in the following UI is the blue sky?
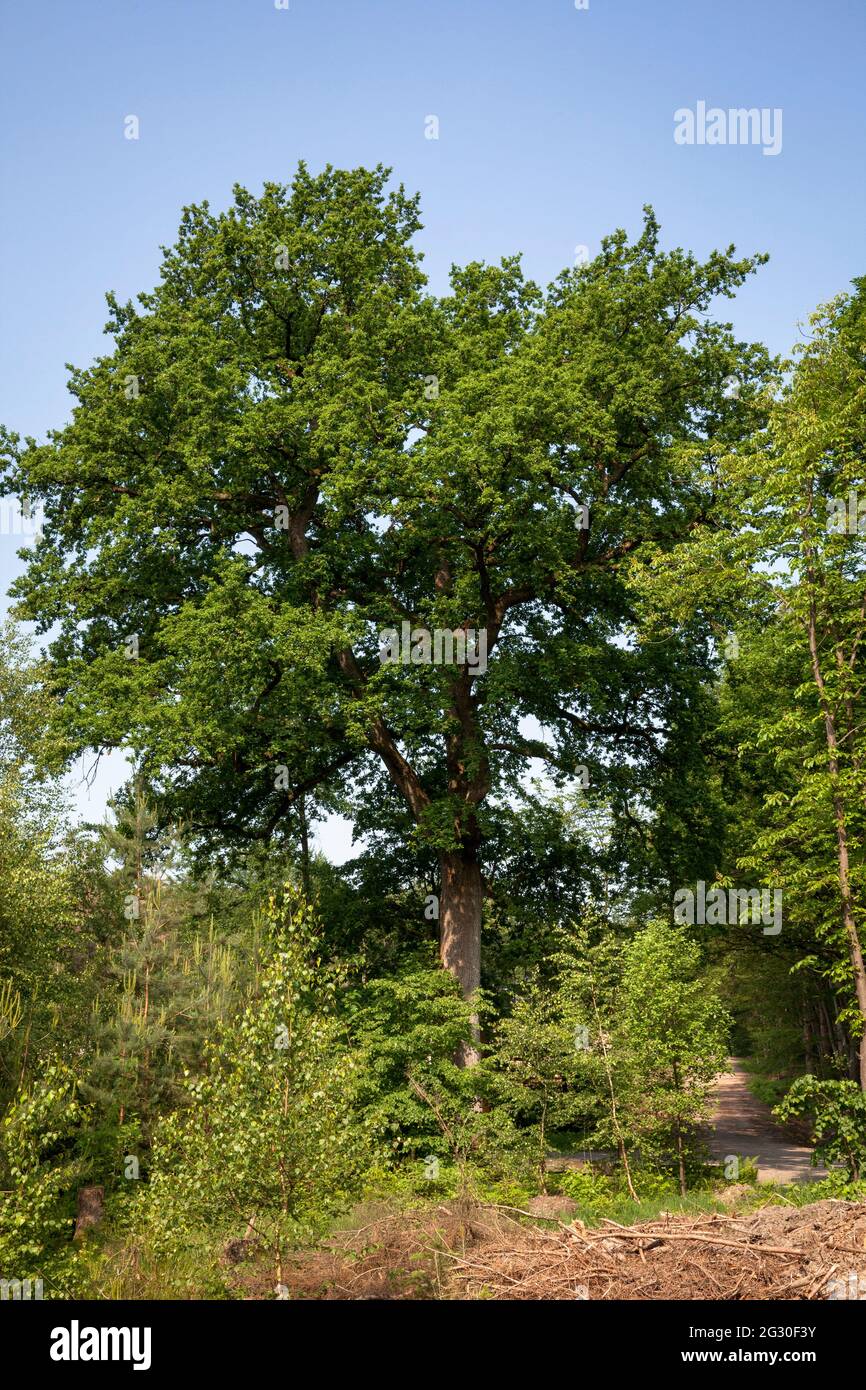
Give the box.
[1,0,864,842]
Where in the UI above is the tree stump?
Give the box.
[73,1185,104,1240]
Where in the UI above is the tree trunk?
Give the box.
[676,1126,687,1198]
[803,1012,814,1074]
[439,850,483,1066]
[297,794,311,898]
[818,999,833,1075]
[672,1059,687,1196]
[73,1185,104,1241]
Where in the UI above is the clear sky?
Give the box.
[1,0,864,845]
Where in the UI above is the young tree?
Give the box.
[140,890,363,1287]
[0,1061,88,1291]
[492,972,598,1191]
[775,1075,866,1181]
[617,922,730,1194]
[0,626,85,1103]
[0,165,771,1054]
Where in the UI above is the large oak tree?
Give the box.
[1,165,770,1058]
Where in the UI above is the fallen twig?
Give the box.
[591,1228,805,1258]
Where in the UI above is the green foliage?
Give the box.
[0,763,80,1106]
[2,170,864,1293]
[0,169,772,932]
[84,886,245,1156]
[556,1167,617,1214]
[553,1164,724,1228]
[0,1061,87,1289]
[736,1155,760,1184]
[345,954,478,1163]
[775,1170,866,1204]
[741,1064,793,1111]
[616,922,731,1187]
[490,970,599,1189]
[721,284,866,1082]
[71,783,268,1186]
[775,1075,866,1180]
[138,890,366,1286]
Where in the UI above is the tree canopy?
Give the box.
[0,165,775,1011]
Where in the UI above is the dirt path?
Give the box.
[707,1058,823,1184]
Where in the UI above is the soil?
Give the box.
[707,1059,825,1184]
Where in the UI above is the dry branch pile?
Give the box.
[243,1198,866,1301]
[447,1199,866,1301]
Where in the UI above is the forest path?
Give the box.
[707,1058,823,1184]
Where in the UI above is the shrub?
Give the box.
[0,1060,87,1293]
[774,1075,866,1180]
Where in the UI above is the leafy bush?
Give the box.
[774,1075,866,1180]
[344,955,478,1164]
[557,1167,617,1214]
[777,1170,866,1204]
[0,1060,87,1292]
[489,973,599,1191]
[716,1153,760,1185]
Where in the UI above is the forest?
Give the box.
[1,163,865,1303]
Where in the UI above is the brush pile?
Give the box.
[242,1198,866,1301]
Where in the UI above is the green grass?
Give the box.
[567,1190,729,1227]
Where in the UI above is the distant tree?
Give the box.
[727,283,866,1089]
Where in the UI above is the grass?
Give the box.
[562,1190,730,1227]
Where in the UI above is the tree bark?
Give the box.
[802,1010,814,1074]
[73,1185,104,1241]
[672,1059,687,1196]
[439,849,483,1066]
[297,794,311,898]
[818,999,833,1076]
[676,1126,687,1198]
